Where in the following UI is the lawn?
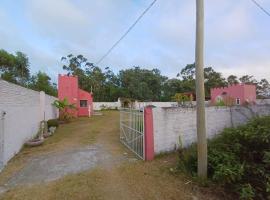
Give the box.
[0,111,228,200]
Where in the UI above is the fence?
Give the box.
[0,79,58,169]
[119,108,145,159]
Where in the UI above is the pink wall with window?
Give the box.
[58,74,93,117]
[210,84,256,105]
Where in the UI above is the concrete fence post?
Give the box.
[144,106,154,161]
[40,91,45,121]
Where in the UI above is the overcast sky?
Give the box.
[0,0,269,82]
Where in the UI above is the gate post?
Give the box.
[144,106,154,161]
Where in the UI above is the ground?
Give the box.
[0,111,228,200]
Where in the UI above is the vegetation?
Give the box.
[52,98,76,122]
[1,49,270,100]
[0,49,57,96]
[47,119,59,128]
[171,93,192,106]
[178,116,270,199]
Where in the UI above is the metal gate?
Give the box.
[120,108,144,160]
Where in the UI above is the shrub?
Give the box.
[178,116,270,199]
[47,119,59,128]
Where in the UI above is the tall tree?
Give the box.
[227,75,239,85]
[257,79,270,98]
[0,50,30,85]
[178,64,226,97]
[239,75,257,84]
[28,71,57,96]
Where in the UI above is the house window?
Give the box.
[236,98,240,105]
[80,100,88,107]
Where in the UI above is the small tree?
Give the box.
[52,98,77,122]
[172,93,191,107]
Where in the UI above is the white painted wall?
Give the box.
[0,80,58,168]
[93,102,120,110]
[93,100,210,110]
[152,105,270,154]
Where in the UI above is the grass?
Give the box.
[0,154,226,200]
[0,111,228,200]
[0,113,107,185]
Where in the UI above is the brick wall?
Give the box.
[152,105,270,154]
[0,79,58,168]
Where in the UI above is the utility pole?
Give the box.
[195,0,207,178]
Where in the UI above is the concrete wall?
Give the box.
[0,79,58,168]
[93,102,120,110]
[152,105,270,154]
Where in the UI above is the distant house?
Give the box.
[58,74,93,117]
[210,84,256,106]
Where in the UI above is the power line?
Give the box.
[250,0,270,17]
[96,0,157,65]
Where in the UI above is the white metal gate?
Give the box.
[120,108,144,160]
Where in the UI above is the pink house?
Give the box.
[58,74,93,117]
[210,84,256,105]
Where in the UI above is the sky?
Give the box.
[0,0,270,83]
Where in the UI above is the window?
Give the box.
[80,100,88,107]
[236,98,240,105]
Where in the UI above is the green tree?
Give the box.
[28,71,57,96]
[257,78,270,98]
[227,75,239,85]
[178,63,226,97]
[0,50,30,85]
[239,75,257,84]
[119,67,167,101]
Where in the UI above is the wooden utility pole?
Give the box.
[195,0,207,178]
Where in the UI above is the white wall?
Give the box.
[93,102,120,110]
[152,105,270,154]
[0,80,58,168]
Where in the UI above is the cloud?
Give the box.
[0,0,269,83]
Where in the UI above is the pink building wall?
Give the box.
[144,107,154,161]
[58,74,93,117]
[211,84,256,105]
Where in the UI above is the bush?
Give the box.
[178,116,270,199]
[47,119,59,128]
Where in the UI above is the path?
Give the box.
[0,111,226,200]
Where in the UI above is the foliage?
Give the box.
[52,98,77,122]
[0,49,30,85]
[227,75,239,85]
[178,116,270,199]
[177,63,227,97]
[1,49,270,101]
[28,71,57,96]
[172,93,191,107]
[47,119,59,128]
[0,49,57,96]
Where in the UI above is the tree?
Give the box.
[0,50,30,85]
[257,79,270,98]
[28,71,57,96]
[204,67,226,97]
[178,64,226,97]
[14,52,30,85]
[227,75,239,85]
[119,67,167,101]
[239,75,257,85]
